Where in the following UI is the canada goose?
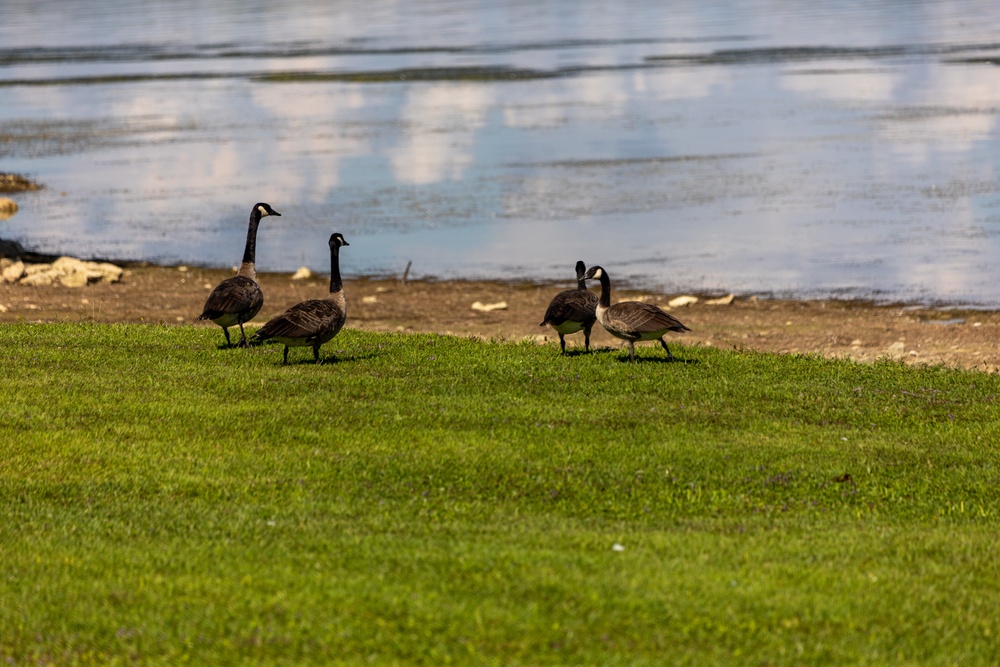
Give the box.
[584,265,690,362]
[252,232,349,364]
[539,260,599,353]
[197,202,280,347]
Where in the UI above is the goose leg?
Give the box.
[222,327,231,346]
[584,322,593,352]
[237,321,249,348]
[659,338,675,361]
[628,340,636,363]
[282,346,290,365]
[313,343,322,364]
[558,333,566,354]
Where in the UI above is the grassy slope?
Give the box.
[2,323,999,665]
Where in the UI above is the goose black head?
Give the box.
[574,260,587,278]
[329,232,350,248]
[254,202,281,218]
[584,265,604,281]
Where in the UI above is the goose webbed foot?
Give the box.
[237,323,250,348]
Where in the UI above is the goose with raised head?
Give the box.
[252,232,349,364]
[539,260,599,354]
[584,265,690,362]
[197,202,280,347]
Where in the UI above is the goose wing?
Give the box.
[606,301,690,335]
[540,289,599,326]
[255,299,342,341]
[199,276,262,319]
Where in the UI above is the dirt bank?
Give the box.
[2,264,999,372]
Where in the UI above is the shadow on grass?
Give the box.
[212,333,264,350]
[559,347,617,358]
[579,343,698,364]
[216,341,253,350]
[614,354,698,365]
[281,349,383,366]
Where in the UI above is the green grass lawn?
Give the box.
[2,322,999,665]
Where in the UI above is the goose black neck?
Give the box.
[597,271,612,307]
[329,244,343,294]
[575,261,587,290]
[242,209,262,265]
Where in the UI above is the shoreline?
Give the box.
[2,226,997,312]
[1,214,997,311]
[1,263,999,372]
[20,246,1000,313]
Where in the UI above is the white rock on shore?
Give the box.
[1,260,24,283]
[668,295,699,308]
[0,256,123,287]
[471,300,508,312]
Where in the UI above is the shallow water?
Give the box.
[2,0,1000,304]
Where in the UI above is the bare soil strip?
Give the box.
[2,265,999,372]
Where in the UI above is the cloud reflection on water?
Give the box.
[1,1,999,304]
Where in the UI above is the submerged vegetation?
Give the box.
[2,323,1000,664]
[0,173,40,193]
[2,39,997,89]
[255,65,559,83]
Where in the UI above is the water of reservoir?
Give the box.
[2,0,1000,305]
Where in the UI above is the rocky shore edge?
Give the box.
[0,232,124,288]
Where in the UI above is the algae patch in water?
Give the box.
[255,66,558,84]
[943,56,1000,66]
[2,66,563,89]
[0,118,197,159]
[0,72,230,88]
[0,173,42,193]
[510,152,756,170]
[646,42,1000,66]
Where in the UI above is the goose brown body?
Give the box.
[252,233,349,364]
[197,202,280,346]
[584,265,690,362]
[539,260,599,353]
